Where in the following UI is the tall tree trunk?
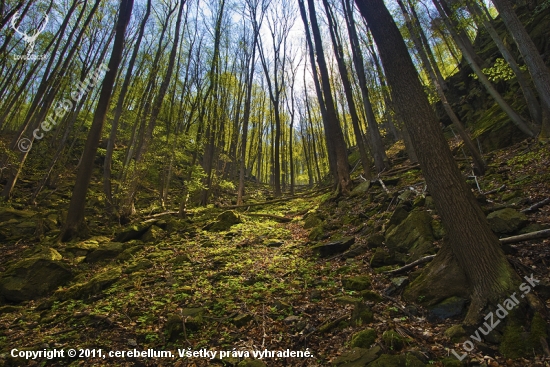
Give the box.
[303,0,350,193]
[342,0,389,173]
[324,0,371,179]
[398,0,487,175]
[60,0,134,241]
[355,0,521,325]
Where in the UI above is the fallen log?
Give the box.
[521,198,550,213]
[499,229,550,245]
[382,255,436,275]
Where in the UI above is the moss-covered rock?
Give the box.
[350,181,371,198]
[312,237,355,257]
[0,256,73,302]
[486,208,528,234]
[370,248,399,268]
[444,325,467,343]
[428,296,467,320]
[114,224,151,242]
[233,313,253,327]
[204,211,242,232]
[141,225,165,242]
[303,213,323,229]
[60,267,122,300]
[343,276,371,291]
[352,303,374,326]
[86,242,125,263]
[527,312,548,353]
[499,324,527,359]
[350,329,377,348]
[308,225,326,241]
[385,210,435,261]
[359,290,383,303]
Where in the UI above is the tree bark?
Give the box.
[355,0,520,325]
[60,0,134,241]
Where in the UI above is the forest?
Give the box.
[0,0,549,365]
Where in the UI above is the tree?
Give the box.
[488,0,550,138]
[301,0,351,193]
[61,0,134,241]
[354,0,526,325]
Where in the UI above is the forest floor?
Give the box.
[0,139,550,367]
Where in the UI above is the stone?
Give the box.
[60,267,122,300]
[444,325,467,343]
[114,224,151,242]
[141,225,165,242]
[0,207,35,222]
[370,248,398,268]
[385,210,435,261]
[428,296,467,320]
[303,214,323,229]
[352,303,373,326]
[387,207,409,228]
[312,237,355,257]
[487,208,528,234]
[0,257,73,302]
[233,313,253,327]
[86,242,125,263]
[65,237,107,257]
[350,329,377,348]
[358,290,383,303]
[264,239,284,247]
[350,181,371,197]
[343,276,371,291]
[308,226,327,241]
[335,296,362,305]
[204,211,242,232]
[331,346,380,366]
[367,234,384,248]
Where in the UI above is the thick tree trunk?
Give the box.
[60,0,134,241]
[355,0,520,325]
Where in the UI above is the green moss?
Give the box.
[527,312,548,353]
[499,324,527,359]
[367,353,424,367]
[350,328,377,348]
[343,276,371,291]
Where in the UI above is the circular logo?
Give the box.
[17,138,32,153]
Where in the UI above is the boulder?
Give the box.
[114,224,151,242]
[385,210,435,261]
[343,276,371,291]
[233,313,253,327]
[0,256,73,302]
[86,242,125,263]
[370,248,399,268]
[60,267,122,300]
[141,225,165,242]
[350,329,377,348]
[350,181,371,197]
[487,208,528,234]
[65,237,109,257]
[312,237,355,257]
[204,211,242,232]
[428,296,467,320]
[381,330,405,351]
[303,213,323,229]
